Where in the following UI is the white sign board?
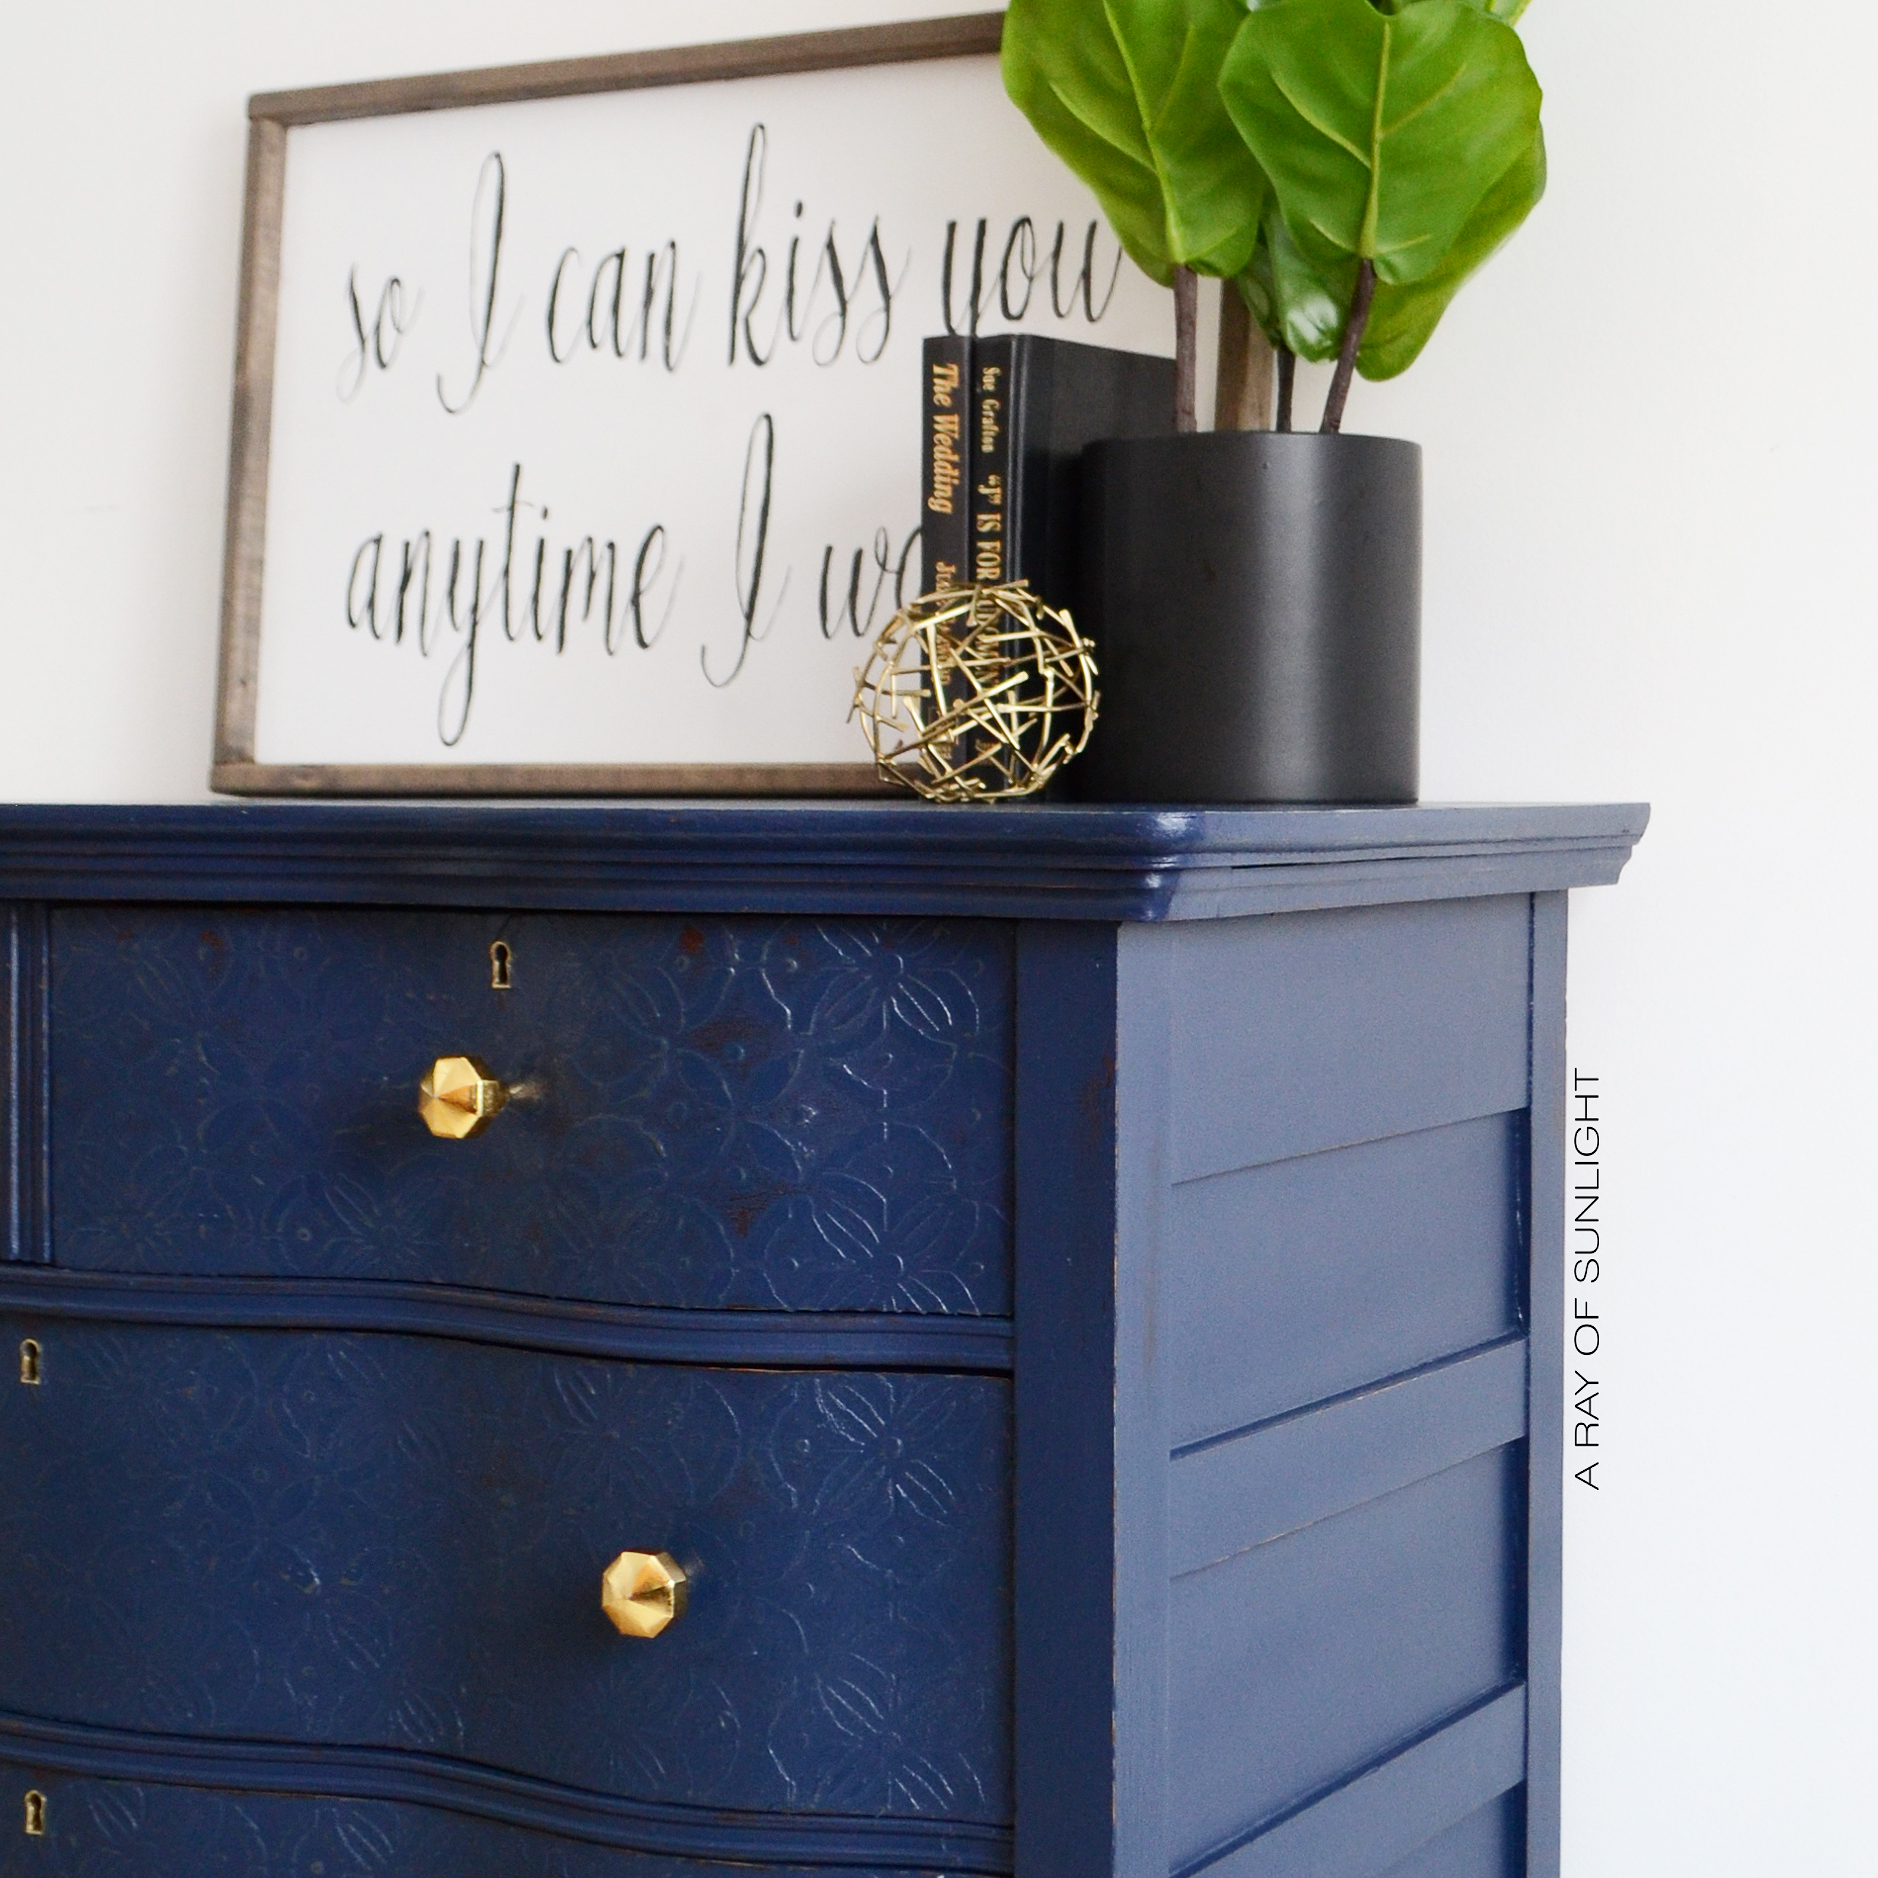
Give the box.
[213,17,1173,794]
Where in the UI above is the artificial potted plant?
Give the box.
[1003,0,1544,802]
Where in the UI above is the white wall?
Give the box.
[3,2,1873,1869]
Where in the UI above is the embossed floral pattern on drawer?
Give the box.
[0,1319,1013,1822]
[49,911,1013,1312]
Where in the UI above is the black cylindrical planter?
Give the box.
[1075,431,1421,803]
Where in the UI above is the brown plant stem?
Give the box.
[1320,259,1376,435]
[1174,265,1198,433]
[1275,345,1296,432]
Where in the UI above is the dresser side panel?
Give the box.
[1114,923,1175,1878]
[1167,1446,1523,1872]
[1525,891,1568,1878]
[1378,1789,1525,1878]
[1167,896,1530,1183]
[1167,1112,1526,1447]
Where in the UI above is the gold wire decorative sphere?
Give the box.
[850,580,1099,802]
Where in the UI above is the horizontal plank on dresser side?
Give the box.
[1167,1111,1526,1445]
[1168,895,1531,1183]
[1171,1336,1529,1577]
[0,1270,1013,1371]
[1377,1790,1524,1878]
[1176,1686,1527,1878]
[0,1712,1012,1873]
[1167,1447,1521,1869]
[0,802,1649,923]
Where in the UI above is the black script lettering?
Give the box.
[627,525,679,651]
[730,126,772,365]
[523,510,552,644]
[547,248,583,363]
[439,535,497,746]
[819,525,919,640]
[347,535,385,638]
[398,533,433,647]
[559,241,695,368]
[1050,219,1123,322]
[705,414,783,686]
[496,463,527,641]
[1000,219,1039,321]
[347,467,670,749]
[785,202,815,343]
[438,153,517,413]
[339,270,421,400]
[942,218,992,336]
[557,538,614,652]
[854,222,900,365]
[812,227,850,365]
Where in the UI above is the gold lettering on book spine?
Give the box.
[928,412,963,514]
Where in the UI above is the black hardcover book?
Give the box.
[921,335,972,594]
[967,333,1175,615]
[969,339,1014,586]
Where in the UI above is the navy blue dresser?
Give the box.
[0,802,1643,1878]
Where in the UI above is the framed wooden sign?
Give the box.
[211,12,1176,797]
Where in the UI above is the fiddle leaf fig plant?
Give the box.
[1001,0,1546,434]
[1001,0,1269,285]
[1219,0,1541,424]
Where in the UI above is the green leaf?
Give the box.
[1359,121,1545,377]
[1402,0,1535,21]
[1263,210,1352,360]
[1219,0,1541,286]
[1002,0,1269,284]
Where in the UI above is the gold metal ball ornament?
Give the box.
[850,580,1098,801]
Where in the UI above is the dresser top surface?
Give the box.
[0,800,1647,920]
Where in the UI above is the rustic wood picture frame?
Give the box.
[211,12,1005,798]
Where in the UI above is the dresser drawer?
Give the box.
[0,1763,966,1878]
[0,1317,1013,1825]
[48,908,1013,1313]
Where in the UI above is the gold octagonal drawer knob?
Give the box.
[418,1055,510,1139]
[602,1550,689,1639]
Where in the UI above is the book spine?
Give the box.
[969,335,1017,586]
[921,335,971,594]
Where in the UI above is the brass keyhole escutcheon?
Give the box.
[18,1340,40,1386]
[602,1550,689,1639]
[490,941,512,991]
[23,1790,45,1836]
